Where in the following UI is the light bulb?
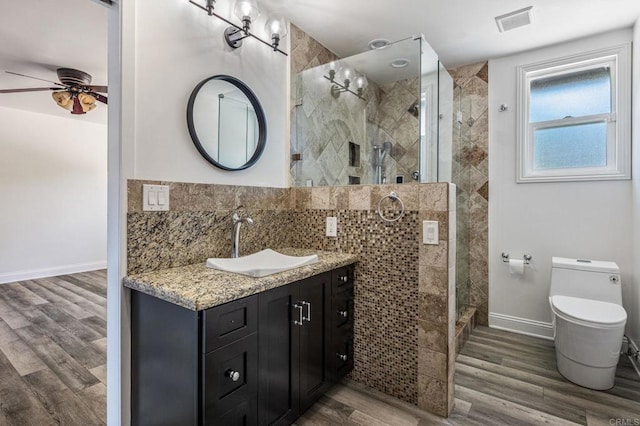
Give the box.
[340,66,353,84]
[265,16,288,39]
[329,61,338,71]
[233,0,259,22]
[355,75,367,89]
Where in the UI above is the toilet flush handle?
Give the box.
[610,275,619,283]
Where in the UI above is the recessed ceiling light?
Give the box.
[390,58,410,68]
[368,39,390,50]
[495,6,533,32]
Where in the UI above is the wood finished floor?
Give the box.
[297,326,640,426]
[0,270,106,425]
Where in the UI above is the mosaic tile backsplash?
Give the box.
[127,180,455,416]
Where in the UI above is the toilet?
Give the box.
[549,257,627,390]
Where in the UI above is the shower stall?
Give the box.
[290,35,472,323]
[290,36,441,187]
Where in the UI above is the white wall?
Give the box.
[132,0,289,187]
[110,1,290,423]
[630,18,640,342]
[488,29,634,339]
[0,106,107,283]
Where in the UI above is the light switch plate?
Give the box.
[143,184,170,211]
[326,217,337,237]
[423,220,439,245]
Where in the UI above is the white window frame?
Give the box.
[516,44,631,183]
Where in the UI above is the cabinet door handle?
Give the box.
[293,303,303,326]
[302,301,311,322]
[339,275,348,283]
[336,353,347,362]
[337,310,348,319]
[225,369,241,382]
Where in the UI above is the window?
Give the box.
[516,44,631,182]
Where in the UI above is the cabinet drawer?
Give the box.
[203,295,257,353]
[332,285,353,329]
[216,398,257,426]
[331,265,354,292]
[331,338,354,380]
[203,334,258,420]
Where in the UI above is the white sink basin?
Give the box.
[206,249,319,277]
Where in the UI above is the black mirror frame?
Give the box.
[187,75,267,171]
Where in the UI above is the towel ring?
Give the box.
[377,191,405,222]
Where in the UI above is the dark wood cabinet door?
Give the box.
[257,284,300,426]
[131,291,200,426]
[298,272,331,413]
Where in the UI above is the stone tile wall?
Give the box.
[127,179,456,416]
[448,62,489,325]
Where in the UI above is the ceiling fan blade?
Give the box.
[89,92,108,105]
[0,87,58,93]
[85,85,108,93]
[5,71,66,88]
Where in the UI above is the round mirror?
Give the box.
[187,75,267,171]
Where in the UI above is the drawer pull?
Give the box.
[225,369,241,382]
[302,301,311,322]
[337,310,348,319]
[336,353,347,362]
[293,303,303,326]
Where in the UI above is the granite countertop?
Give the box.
[123,248,358,311]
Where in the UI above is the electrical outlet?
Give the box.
[326,217,337,237]
[423,220,438,244]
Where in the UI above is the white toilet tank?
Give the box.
[550,257,622,305]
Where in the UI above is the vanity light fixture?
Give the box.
[324,61,367,101]
[189,0,289,56]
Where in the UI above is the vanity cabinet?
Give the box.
[131,264,355,426]
[258,272,331,425]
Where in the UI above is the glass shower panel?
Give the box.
[291,37,424,186]
[418,40,439,183]
[452,84,471,320]
[437,62,453,183]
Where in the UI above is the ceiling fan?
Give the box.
[0,68,107,115]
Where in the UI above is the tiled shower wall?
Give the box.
[127,180,456,417]
[290,25,420,186]
[448,62,489,325]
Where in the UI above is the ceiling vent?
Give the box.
[495,6,533,32]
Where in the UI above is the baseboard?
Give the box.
[0,261,107,284]
[489,312,554,340]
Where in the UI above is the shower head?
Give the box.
[383,141,392,151]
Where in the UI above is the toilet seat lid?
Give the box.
[551,295,627,325]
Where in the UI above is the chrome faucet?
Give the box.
[231,206,253,258]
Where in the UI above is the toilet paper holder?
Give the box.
[501,252,532,265]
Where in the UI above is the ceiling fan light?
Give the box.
[52,91,73,110]
[71,96,86,115]
[78,93,97,113]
